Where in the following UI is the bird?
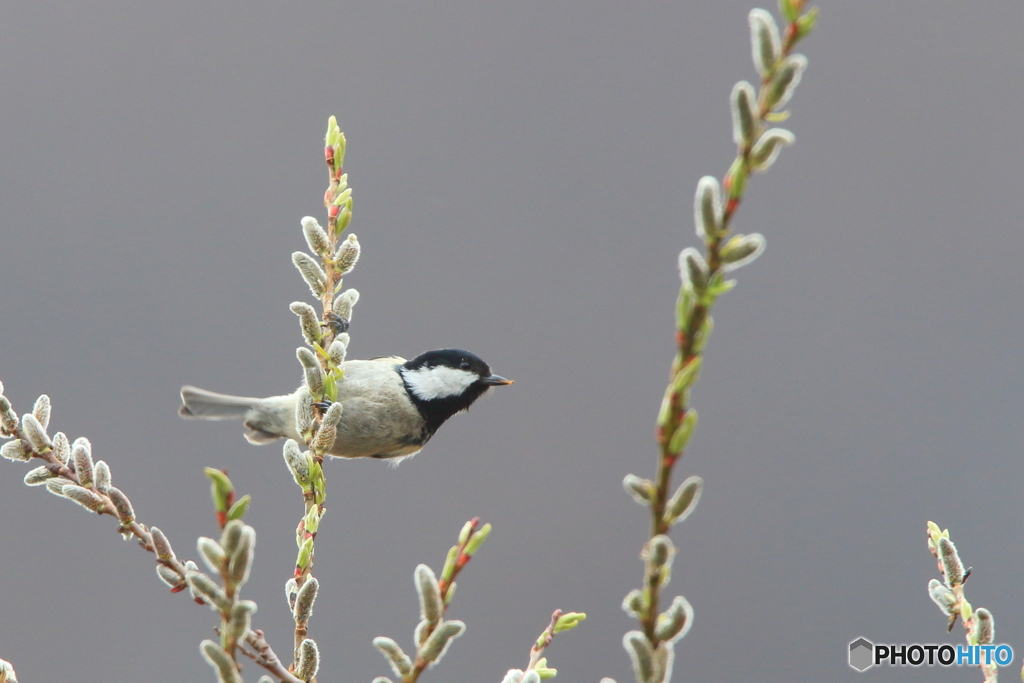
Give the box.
[179,349,512,461]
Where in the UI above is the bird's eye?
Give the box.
[460,360,471,370]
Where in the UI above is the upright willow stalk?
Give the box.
[282,115,363,674]
[617,4,817,683]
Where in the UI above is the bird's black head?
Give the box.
[400,349,512,435]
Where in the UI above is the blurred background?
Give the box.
[1,2,1022,681]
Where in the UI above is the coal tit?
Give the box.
[179,349,512,461]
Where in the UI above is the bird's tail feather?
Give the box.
[179,386,259,420]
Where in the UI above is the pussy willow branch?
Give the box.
[1,398,299,683]
[642,0,812,646]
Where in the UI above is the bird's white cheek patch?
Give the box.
[403,366,477,400]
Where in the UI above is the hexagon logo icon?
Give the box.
[849,637,874,671]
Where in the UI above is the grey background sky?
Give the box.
[1,2,1022,681]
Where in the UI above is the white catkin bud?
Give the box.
[730,81,758,147]
[373,637,413,678]
[228,526,255,587]
[623,474,655,506]
[501,670,525,683]
[72,438,94,487]
[62,484,106,512]
[334,233,361,275]
[623,631,655,683]
[748,8,780,77]
[150,526,176,562]
[106,486,135,525]
[296,347,324,398]
[765,54,808,111]
[415,564,443,625]
[0,658,17,683]
[678,248,708,291]
[283,439,310,486]
[290,301,322,346]
[198,537,226,573]
[1,439,30,462]
[622,589,646,618]
[221,519,246,556]
[292,251,328,298]
[327,335,349,366]
[52,432,71,464]
[294,386,315,436]
[664,476,703,526]
[32,394,51,430]
[654,595,694,643]
[419,620,465,664]
[693,176,723,239]
[21,413,51,452]
[157,564,185,589]
[24,465,55,485]
[0,396,18,436]
[226,600,257,641]
[187,569,231,611]
[521,672,541,683]
[927,578,956,615]
[750,128,795,172]
[293,576,319,624]
[312,402,343,453]
[643,535,676,572]
[301,216,330,256]
[938,537,965,587]
[720,233,766,272]
[92,460,111,493]
[200,640,242,683]
[296,638,319,681]
[332,288,360,321]
[45,478,69,496]
[974,608,994,644]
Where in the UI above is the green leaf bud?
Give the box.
[333,288,360,322]
[1,439,29,462]
[32,394,50,430]
[292,251,327,298]
[720,233,766,272]
[779,0,799,22]
[294,576,319,624]
[290,302,322,347]
[748,8,781,77]
[419,619,465,664]
[693,176,723,239]
[535,662,558,680]
[296,537,314,572]
[553,611,586,633]
[21,413,51,453]
[654,595,694,643]
[938,537,965,587]
[441,544,459,583]
[668,409,698,454]
[334,233,361,275]
[796,7,818,40]
[623,474,655,506]
[296,638,319,681]
[465,522,492,556]
[726,156,747,200]
[444,581,457,605]
[928,578,956,616]
[227,494,250,521]
[623,631,655,683]
[693,315,714,353]
[204,467,234,514]
[62,484,106,512]
[416,563,443,625]
[973,608,993,645]
[92,460,111,493]
[750,128,794,171]
[373,637,413,678]
[672,357,703,393]
[200,640,242,683]
[665,476,703,526]
[731,81,758,147]
[301,217,330,256]
[107,486,135,525]
[765,54,808,111]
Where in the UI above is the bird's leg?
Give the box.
[312,398,334,412]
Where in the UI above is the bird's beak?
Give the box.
[482,374,513,386]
